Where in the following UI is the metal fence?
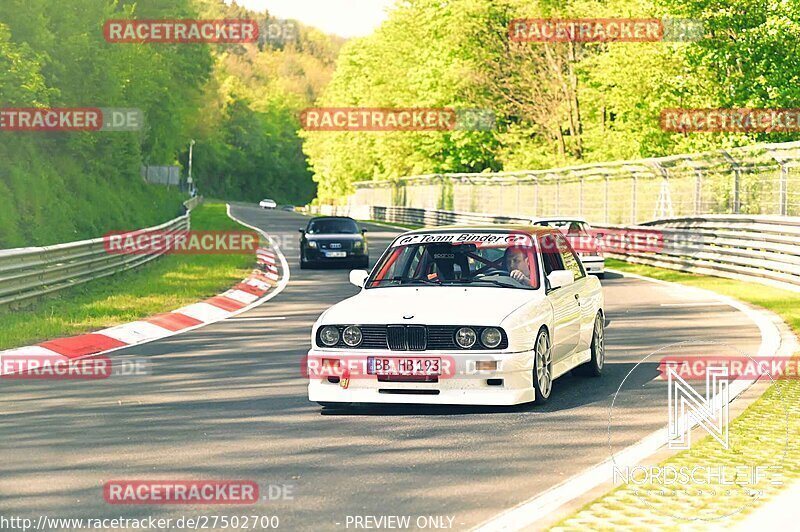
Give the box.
[346,141,800,225]
[0,197,202,310]
[310,204,800,293]
[141,165,181,186]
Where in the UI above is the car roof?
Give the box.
[399,224,555,235]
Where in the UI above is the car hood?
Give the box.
[306,233,363,241]
[319,286,540,326]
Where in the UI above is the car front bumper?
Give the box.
[306,348,536,406]
[303,248,368,262]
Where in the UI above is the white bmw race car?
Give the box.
[306,225,605,407]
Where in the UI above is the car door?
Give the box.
[539,234,581,364]
[553,232,594,352]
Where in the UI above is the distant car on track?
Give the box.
[531,218,605,278]
[259,198,277,209]
[281,205,296,212]
[306,225,605,408]
[299,216,369,269]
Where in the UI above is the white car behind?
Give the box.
[531,217,605,278]
[259,198,277,209]
[306,225,605,407]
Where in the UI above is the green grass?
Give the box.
[0,203,254,350]
[550,259,800,529]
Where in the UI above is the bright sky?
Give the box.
[226,0,395,38]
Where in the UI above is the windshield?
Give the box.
[307,219,360,234]
[536,220,589,234]
[367,232,539,290]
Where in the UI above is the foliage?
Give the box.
[305,0,800,202]
[0,0,341,247]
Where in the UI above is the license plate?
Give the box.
[325,251,347,258]
[367,357,441,376]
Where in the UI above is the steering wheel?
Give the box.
[476,267,509,277]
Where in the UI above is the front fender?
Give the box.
[501,298,553,353]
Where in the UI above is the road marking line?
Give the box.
[226,317,287,322]
[660,302,728,307]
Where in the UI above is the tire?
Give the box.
[573,312,605,377]
[532,329,553,403]
[300,251,310,269]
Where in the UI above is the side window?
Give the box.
[554,233,585,280]
[539,234,565,275]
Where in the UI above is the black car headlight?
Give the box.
[308,241,318,249]
[480,327,503,348]
[319,326,340,346]
[342,326,363,347]
[455,327,477,348]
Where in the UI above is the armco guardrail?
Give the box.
[0,197,202,310]
[597,215,800,292]
[310,204,800,293]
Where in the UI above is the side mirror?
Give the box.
[349,269,369,288]
[298,229,305,234]
[547,270,575,290]
[361,228,368,234]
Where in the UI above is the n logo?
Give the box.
[667,365,729,450]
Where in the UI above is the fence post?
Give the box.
[648,161,673,220]
[694,169,703,215]
[720,149,740,213]
[768,149,789,216]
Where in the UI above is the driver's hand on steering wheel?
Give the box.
[510,269,530,284]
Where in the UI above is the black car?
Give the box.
[299,216,369,269]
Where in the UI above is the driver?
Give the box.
[504,246,532,285]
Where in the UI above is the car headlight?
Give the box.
[353,240,363,250]
[480,327,503,348]
[308,241,318,249]
[342,325,362,347]
[319,326,340,347]
[455,327,477,348]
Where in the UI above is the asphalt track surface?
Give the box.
[0,205,764,531]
